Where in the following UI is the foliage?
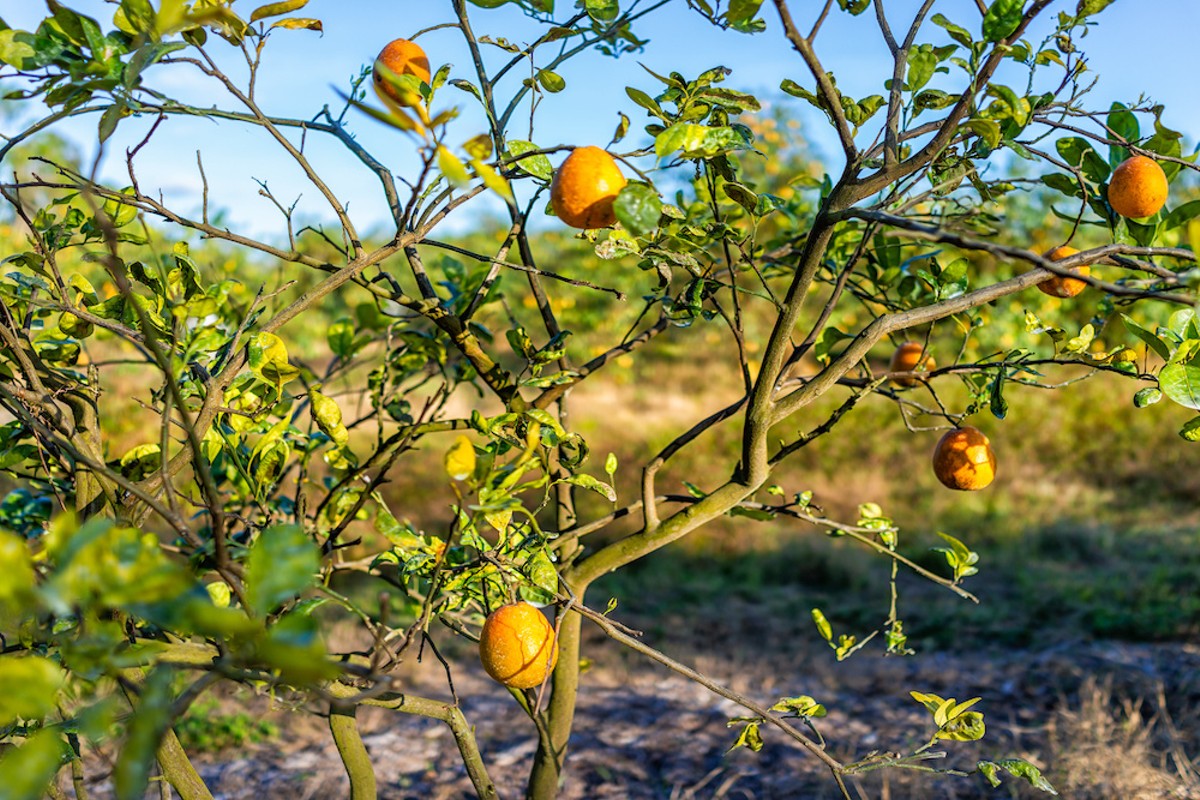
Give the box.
[0,0,1197,798]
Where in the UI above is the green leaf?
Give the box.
[991,758,1059,794]
[836,0,870,14]
[0,729,68,800]
[0,29,37,70]
[1056,137,1110,184]
[932,13,973,48]
[505,140,552,180]
[116,0,156,35]
[564,473,617,502]
[1076,0,1116,16]
[1158,363,1200,410]
[0,656,65,727]
[98,102,129,143]
[245,525,319,617]
[527,550,558,593]
[536,68,565,93]
[1163,199,1200,231]
[1133,387,1162,408]
[1122,314,1171,361]
[978,760,1003,788]
[906,45,939,92]
[1106,102,1139,167]
[604,452,618,477]
[726,0,764,26]
[585,0,619,22]
[613,182,662,236]
[982,0,1024,42]
[326,317,358,359]
[964,118,1002,150]
[1179,416,1200,442]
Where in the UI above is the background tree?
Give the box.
[0,0,1196,798]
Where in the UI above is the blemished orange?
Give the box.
[888,342,935,387]
[1107,155,1168,219]
[479,602,559,690]
[932,425,996,491]
[550,146,627,229]
[1038,245,1090,298]
[373,38,431,108]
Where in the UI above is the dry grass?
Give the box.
[1048,677,1200,800]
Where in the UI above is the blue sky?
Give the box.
[3,0,1198,241]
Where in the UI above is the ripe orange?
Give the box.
[550,146,627,229]
[479,602,558,690]
[1107,155,1168,219]
[373,38,431,108]
[932,425,996,491]
[1038,245,1090,298]
[888,342,935,387]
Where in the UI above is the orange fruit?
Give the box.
[373,38,431,108]
[479,602,558,690]
[1107,155,1168,219]
[1038,245,1090,298]
[550,146,627,229]
[888,342,935,387]
[932,425,996,491]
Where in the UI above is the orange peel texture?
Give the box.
[932,425,996,491]
[550,146,627,229]
[1038,245,1090,298]
[888,342,936,387]
[373,38,430,108]
[1107,155,1168,219]
[479,602,559,690]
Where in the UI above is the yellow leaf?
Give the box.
[471,158,513,202]
[444,435,476,481]
[438,146,471,186]
[484,509,511,535]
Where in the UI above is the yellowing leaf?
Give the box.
[438,146,471,185]
[206,582,231,608]
[484,509,512,535]
[471,158,514,202]
[444,435,476,481]
[250,0,308,23]
[308,385,348,447]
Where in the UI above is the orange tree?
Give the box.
[0,0,1198,798]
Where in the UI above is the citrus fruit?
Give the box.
[373,38,430,108]
[550,146,627,229]
[1037,245,1090,298]
[1107,155,1168,219]
[932,425,996,491]
[479,602,558,690]
[888,342,935,387]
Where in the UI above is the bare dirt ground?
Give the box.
[81,637,1200,800]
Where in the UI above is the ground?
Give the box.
[77,629,1200,800]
